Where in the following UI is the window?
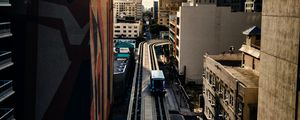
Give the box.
[123,30,126,33]
[128,26,132,29]
[115,26,120,28]
[134,26,137,28]
[128,30,132,33]
[134,30,137,33]
[114,30,120,33]
[123,26,126,28]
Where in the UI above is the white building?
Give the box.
[113,21,142,38]
[170,3,261,84]
[113,0,143,21]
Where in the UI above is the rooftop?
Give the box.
[225,67,259,88]
[114,59,128,74]
[208,53,242,61]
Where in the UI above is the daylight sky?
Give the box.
[142,0,155,9]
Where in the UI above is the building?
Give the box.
[113,0,143,21]
[257,0,300,119]
[158,0,186,26]
[113,21,142,38]
[90,0,114,120]
[169,3,261,84]
[153,1,158,20]
[0,1,15,119]
[113,41,135,104]
[244,0,262,12]
[203,26,261,120]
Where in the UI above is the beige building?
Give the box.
[170,3,261,84]
[158,0,186,26]
[113,0,143,21]
[257,0,300,119]
[113,21,142,38]
[203,26,261,120]
[244,0,262,12]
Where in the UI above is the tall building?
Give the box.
[0,0,15,119]
[158,0,186,26]
[9,0,93,119]
[169,3,261,84]
[113,0,143,21]
[203,26,261,120]
[257,0,300,119]
[90,0,114,120]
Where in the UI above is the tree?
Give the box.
[149,24,169,38]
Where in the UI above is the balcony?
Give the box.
[0,108,14,119]
[0,0,10,6]
[0,80,14,102]
[0,22,12,39]
[0,51,13,71]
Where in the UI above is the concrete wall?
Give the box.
[178,5,261,84]
[257,0,300,120]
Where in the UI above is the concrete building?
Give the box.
[113,21,142,38]
[244,0,262,12]
[170,3,261,84]
[6,0,101,119]
[113,0,143,21]
[113,41,134,104]
[203,26,261,120]
[0,1,15,119]
[257,0,300,119]
[158,0,186,26]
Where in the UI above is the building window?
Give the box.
[252,58,255,69]
[114,30,120,33]
[115,26,120,28]
[134,30,137,33]
[129,30,132,33]
[134,26,137,28]
[128,26,132,29]
[123,26,126,28]
[123,30,126,33]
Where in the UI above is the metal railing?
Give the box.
[0,108,14,120]
[0,22,11,37]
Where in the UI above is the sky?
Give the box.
[142,0,155,9]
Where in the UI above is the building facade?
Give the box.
[158,0,186,26]
[90,0,114,120]
[170,4,261,84]
[0,1,15,119]
[113,21,142,38]
[203,27,261,120]
[7,0,95,119]
[113,0,143,21]
[257,0,300,119]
